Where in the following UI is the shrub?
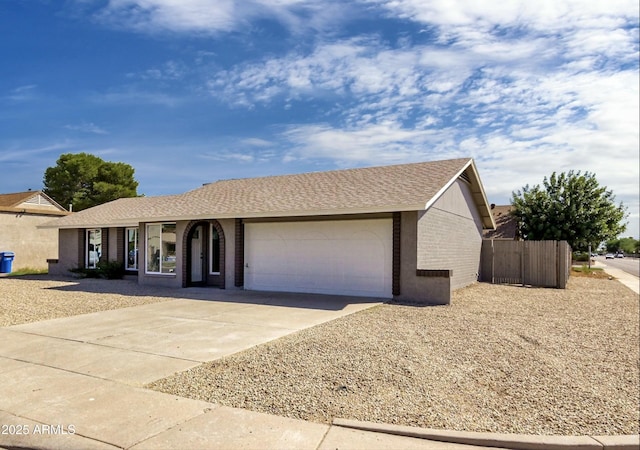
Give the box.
[572,251,590,262]
[69,266,101,278]
[97,260,125,279]
[69,260,124,279]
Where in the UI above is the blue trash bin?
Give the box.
[0,251,15,273]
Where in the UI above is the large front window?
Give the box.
[86,229,101,269]
[146,223,176,274]
[126,227,139,270]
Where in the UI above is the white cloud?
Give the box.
[368,0,637,31]
[199,151,255,163]
[240,137,273,147]
[96,0,238,33]
[90,88,183,107]
[6,85,38,102]
[281,121,459,165]
[91,0,350,34]
[128,60,188,81]
[62,0,639,235]
[0,142,72,163]
[64,122,109,135]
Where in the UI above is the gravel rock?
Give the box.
[0,275,171,326]
[2,274,637,435]
[148,278,639,436]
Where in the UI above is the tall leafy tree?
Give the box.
[43,153,139,211]
[510,171,627,250]
[606,237,639,254]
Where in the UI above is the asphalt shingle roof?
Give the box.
[43,158,493,229]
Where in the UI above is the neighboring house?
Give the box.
[483,204,519,240]
[0,191,70,271]
[43,158,495,304]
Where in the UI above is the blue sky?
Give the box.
[1,0,639,237]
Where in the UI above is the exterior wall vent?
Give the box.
[23,194,56,208]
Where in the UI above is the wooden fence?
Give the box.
[480,240,571,289]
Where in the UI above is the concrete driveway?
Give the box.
[1,289,382,386]
[0,289,388,449]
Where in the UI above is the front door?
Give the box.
[185,220,225,288]
[190,225,204,284]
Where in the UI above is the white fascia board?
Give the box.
[423,159,473,211]
[466,160,496,229]
[422,159,496,230]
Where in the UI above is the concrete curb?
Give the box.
[332,418,640,450]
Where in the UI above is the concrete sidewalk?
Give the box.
[1,289,637,450]
[591,260,639,294]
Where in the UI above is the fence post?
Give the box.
[521,241,525,286]
[555,241,560,288]
[491,239,495,283]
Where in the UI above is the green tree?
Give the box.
[510,171,627,251]
[43,153,140,211]
[605,239,620,253]
[607,237,639,254]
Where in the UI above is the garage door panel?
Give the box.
[244,220,392,298]
[249,235,287,273]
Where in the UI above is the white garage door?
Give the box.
[244,219,393,298]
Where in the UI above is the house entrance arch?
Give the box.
[184,220,225,288]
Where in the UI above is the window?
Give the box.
[86,229,102,269]
[125,227,139,270]
[146,223,176,274]
[210,226,221,274]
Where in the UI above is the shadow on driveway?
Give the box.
[12,274,388,311]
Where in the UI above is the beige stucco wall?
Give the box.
[0,212,62,271]
[417,179,484,290]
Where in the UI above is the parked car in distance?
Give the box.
[615,253,624,258]
[605,253,614,259]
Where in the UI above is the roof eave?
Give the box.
[1,207,72,217]
[40,204,429,228]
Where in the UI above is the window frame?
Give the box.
[85,228,101,269]
[209,224,221,275]
[125,227,139,271]
[145,223,177,275]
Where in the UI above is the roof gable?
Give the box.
[0,191,69,216]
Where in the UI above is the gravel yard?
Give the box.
[0,275,171,327]
[149,277,639,436]
[1,274,638,436]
